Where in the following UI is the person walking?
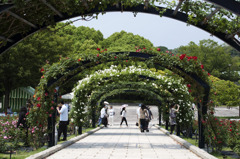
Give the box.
[139,104,149,132]
[57,101,68,141]
[103,106,109,127]
[108,106,115,126]
[169,103,180,134]
[146,106,154,131]
[120,107,128,127]
[136,104,141,129]
[98,101,108,127]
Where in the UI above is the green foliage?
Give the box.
[209,76,240,106]
[72,65,194,128]
[0,116,25,153]
[99,31,153,52]
[175,39,240,81]
[1,0,238,47]
[203,115,240,154]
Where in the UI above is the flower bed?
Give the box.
[203,117,240,156]
[0,116,25,153]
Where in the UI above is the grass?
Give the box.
[181,137,237,159]
[217,116,240,119]
[182,137,198,147]
[0,127,95,159]
[0,147,47,159]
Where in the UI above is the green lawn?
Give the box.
[0,127,95,159]
[182,137,236,159]
[217,116,240,119]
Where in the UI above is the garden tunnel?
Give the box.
[32,50,210,148]
[87,88,165,126]
[71,67,193,135]
[0,1,240,54]
[95,88,191,136]
[84,81,191,128]
[0,0,238,152]
[71,67,189,122]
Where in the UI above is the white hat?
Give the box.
[122,104,128,107]
[104,101,109,105]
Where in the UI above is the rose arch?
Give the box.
[96,88,194,132]
[70,65,192,127]
[28,50,212,148]
[79,80,194,131]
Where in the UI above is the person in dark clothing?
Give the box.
[7,106,13,114]
[120,107,128,127]
[146,106,154,132]
[17,107,28,128]
[17,107,28,146]
[139,104,149,132]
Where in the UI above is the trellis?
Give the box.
[0,0,239,54]
[30,50,211,148]
[83,81,191,128]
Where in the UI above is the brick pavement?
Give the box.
[47,126,201,159]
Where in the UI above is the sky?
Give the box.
[65,12,224,49]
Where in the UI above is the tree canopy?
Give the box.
[175,39,240,82]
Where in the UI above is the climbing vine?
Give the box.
[71,65,194,128]
[1,0,239,47]
[26,47,212,148]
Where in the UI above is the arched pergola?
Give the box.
[0,1,239,54]
[32,51,209,148]
[83,80,190,127]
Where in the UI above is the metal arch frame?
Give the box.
[97,88,163,107]
[88,82,170,105]
[78,79,174,105]
[205,0,240,16]
[93,87,164,126]
[0,3,240,55]
[47,52,210,91]
[1,0,238,15]
[46,52,207,148]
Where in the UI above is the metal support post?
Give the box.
[92,106,96,128]
[159,107,162,126]
[177,124,180,136]
[78,126,82,134]
[48,88,58,147]
[165,120,169,130]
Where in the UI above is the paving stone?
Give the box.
[47,126,201,159]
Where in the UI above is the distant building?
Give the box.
[0,86,35,111]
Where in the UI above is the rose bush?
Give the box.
[0,116,25,153]
[203,114,240,154]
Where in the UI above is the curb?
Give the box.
[155,125,217,159]
[26,126,103,159]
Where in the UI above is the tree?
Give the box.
[175,39,240,81]
[0,29,74,112]
[210,76,240,106]
[0,23,106,112]
[99,30,153,52]
[55,23,103,52]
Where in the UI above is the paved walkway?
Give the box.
[47,126,201,159]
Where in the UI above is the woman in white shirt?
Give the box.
[120,107,128,127]
[108,106,115,126]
